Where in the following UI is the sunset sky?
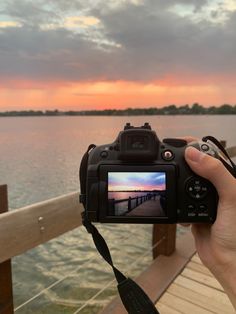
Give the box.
[108,172,166,191]
[0,0,236,110]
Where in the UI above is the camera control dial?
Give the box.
[100,151,108,158]
[186,177,209,199]
[162,150,174,161]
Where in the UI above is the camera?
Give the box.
[80,123,219,223]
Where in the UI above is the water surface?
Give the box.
[0,115,235,313]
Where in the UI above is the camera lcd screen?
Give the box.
[108,172,166,217]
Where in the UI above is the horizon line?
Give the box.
[0,103,236,113]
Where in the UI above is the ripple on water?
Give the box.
[3,116,235,313]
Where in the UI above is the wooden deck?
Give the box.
[155,254,235,313]
[126,197,165,216]
[101,231,235,314]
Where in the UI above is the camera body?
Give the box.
[82,123,218,224]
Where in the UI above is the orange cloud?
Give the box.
[0,78,235,111]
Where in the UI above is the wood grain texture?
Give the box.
[152,224,176,258]
[0,192,83,263]
[0,185,14,314]
[167,283,230,313]
[159,291,213,314]
[155,253,235,313]
[181,267,223,291]
[100,231,196,314]
[168,266,235,313]
[186,260,212,276]
[156,302,181,314]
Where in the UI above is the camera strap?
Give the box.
[79,145,160,314]
[82,213,159,314]
[202,136,236,177]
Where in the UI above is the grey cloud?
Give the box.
[0,0,59,26]
[0,27,113,81]
[0,0,236,84]
[91,1,236,80]
[145,0,208,10]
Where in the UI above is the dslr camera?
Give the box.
[80,123,219,223]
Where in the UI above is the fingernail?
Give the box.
[185,146,205,162]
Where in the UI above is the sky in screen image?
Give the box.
[0,0,236,110]
[108,172,166,191]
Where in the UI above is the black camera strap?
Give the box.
[82,213,159,314]
[79,145,160,314]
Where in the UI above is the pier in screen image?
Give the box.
[108,172,166,217]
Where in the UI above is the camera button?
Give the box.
[202,186,208,192]
[100,151,108,158]
[162,150,174,161]
[187,204,197,217]
[201,144,209,152]
[193,185,201,192]
[199,204,207,212]
[187,204,196,212]
[113,144,119,151]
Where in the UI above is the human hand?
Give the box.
[185,145,236,309]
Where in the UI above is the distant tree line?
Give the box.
[1,103,236,117]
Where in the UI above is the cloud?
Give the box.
[0,20,22,28]
[0,0,236,86]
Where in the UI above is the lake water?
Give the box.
[109,191,148,200]
[0,115,235,313]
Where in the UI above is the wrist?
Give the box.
[211,261,236,309]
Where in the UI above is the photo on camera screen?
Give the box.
[108,172,166,217]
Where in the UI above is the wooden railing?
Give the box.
[109,192,161,214]
[0,187,174,314]
[0,143,235,314]
[0,191,82,264]
[0,185,14,314]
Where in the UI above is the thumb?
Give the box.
[185,146,235,198]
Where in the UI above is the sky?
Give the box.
[0,0,236,110]
[108,172,166,191]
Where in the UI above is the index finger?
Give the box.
[177,136,198,143]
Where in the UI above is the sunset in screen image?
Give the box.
[0,0,236,111]
[108,172,166,192]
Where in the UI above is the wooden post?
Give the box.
[108,199,115,215]
[152,224,176,259]
[0,185,14,314]
[128,197,131,211]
